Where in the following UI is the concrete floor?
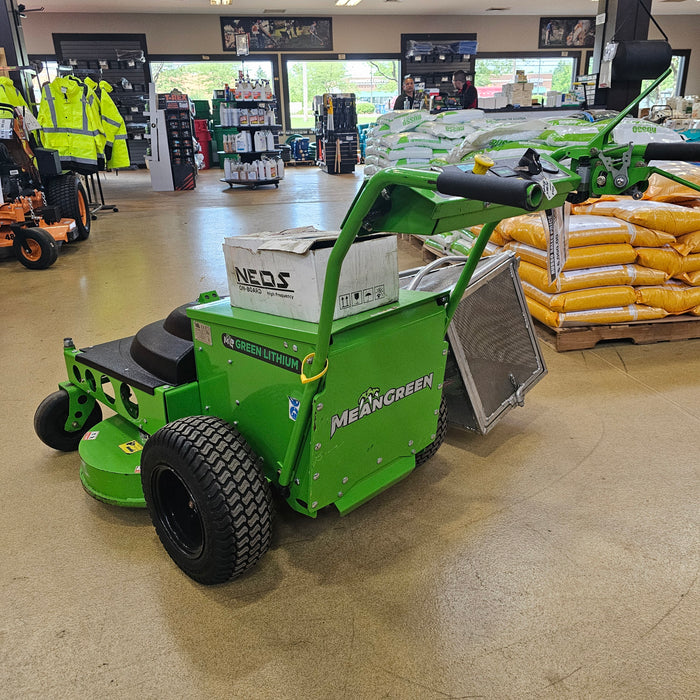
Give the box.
[1,166,698,699]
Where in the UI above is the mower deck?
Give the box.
[79,414,146,507]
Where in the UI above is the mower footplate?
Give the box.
[79,414,146,507]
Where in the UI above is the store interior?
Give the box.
[2,1,700,698]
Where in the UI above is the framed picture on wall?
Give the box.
[539,17,595,49]
[221,17,333,52]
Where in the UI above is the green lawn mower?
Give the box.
[35,71,700,584]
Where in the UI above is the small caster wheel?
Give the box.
[91,215,98,221]
[275,183,279,188]
[113,207,119,212]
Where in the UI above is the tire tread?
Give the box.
[141,416,274,584]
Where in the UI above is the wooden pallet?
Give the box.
[535,315,700,352]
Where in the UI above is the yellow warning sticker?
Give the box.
[119,440,143,454]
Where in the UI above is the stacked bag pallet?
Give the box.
[480,162,700,328]
[364,109,484,176]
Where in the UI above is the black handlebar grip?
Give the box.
[644,141,700,163]
[435,166,544,211]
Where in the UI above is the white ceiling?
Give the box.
[31,0,700,15]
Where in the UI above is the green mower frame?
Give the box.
[35,70,700,584]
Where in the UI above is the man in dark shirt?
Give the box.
[394,76,417,110]
[452,70,478,109]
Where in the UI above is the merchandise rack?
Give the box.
[159,92,197,190]
[314,93,358,175]
[53,33,151,167]
[401,32,477,99]
[216,98,283,188]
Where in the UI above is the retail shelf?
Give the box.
[217,150,281,156]
[215,123,282,130]
[220,177,281,189]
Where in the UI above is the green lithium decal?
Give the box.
[222,333,301,373]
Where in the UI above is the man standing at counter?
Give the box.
[452,70,478,109]
[394,76,417,110]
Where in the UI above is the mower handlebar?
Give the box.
[435,166,544,211]
[643,141,700,163]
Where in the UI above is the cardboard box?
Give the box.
[223,227,399,323]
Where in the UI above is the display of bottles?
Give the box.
[222,129,276,153]
[219,104,277,127]
[218,76,276,103]
[224,155,284,182]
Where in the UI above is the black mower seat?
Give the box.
[75,304,197,395]
[164,302,197,340]
[130,319,195,387]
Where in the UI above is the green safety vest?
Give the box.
[0,76,29,111]
[37,76,105,171]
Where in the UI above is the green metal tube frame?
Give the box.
[276,167,505,487]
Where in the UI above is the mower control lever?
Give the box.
[436,166,544,211]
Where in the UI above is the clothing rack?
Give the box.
[82,170,118,216]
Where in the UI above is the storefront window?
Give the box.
[475,56,577,104]
[285,59,400,130]
[152,60,274,102]
[640,54,687,109]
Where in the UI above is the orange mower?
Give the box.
[0,102,90,270]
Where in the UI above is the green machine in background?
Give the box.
[35,70,700,584]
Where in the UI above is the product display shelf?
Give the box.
[214,98,281,149]
[53,34,152,166]
[217,98,283,188]
[400,32,477,98]
[220,176,282,190]
[314,93,358,175]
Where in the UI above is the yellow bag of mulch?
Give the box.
[573,200,700,236]
[521,281,636,312]
[635,281,700,314]
[506,241,636,270]
[498,213,674,249]
[642,162,700,203]
[518,261,668,293]
[676,270,700,286]
[671,230,700,256]
[469,223,510,247]
[636,246,700,277]
[527,297,668,328]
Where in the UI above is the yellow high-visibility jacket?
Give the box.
[0,76,30,111]
[37,76,105,171]
[85,77,130,169]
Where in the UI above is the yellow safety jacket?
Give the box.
[85,77,130,169]
[0,76,30,111]
[37,76,105,171]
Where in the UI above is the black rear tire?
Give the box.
[14,227,58,269]
[141,416,274,585]
[34,389,103,451]
[415,397,448,467]
[45,173,91,240]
